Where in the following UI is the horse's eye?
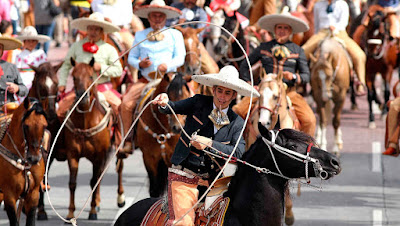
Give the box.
[273,95,278,101]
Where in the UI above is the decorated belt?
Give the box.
[171,164,210,179]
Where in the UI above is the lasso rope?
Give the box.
[44,21,256,225]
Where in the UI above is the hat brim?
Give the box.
[192,74,260,97]
[258,14,309,34]
[0,37,23,50]
[70,18,120,33]
[16,35,51,43]
[134,5,182,19]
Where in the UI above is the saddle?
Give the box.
[141,196,230,226]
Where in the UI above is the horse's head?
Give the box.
[176,26,204,75]
[366,10,386,58]
[163,73,191,133]
[70,57,96,108]
[21,97,48,165]
[310,39,337,102]
[29,62,60,119]
[208,10,225,46]
[258,73,284,128]
[257,122,341,180]
[214,12,239,56]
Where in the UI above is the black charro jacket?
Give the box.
[159,94,245,176]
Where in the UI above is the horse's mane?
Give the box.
[22,97,47,122]
[166,73,187,97]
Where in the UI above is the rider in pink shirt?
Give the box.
[0,0,11,22]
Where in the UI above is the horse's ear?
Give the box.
[175,26,184,33]
[196,27,205,34]
[309,53,317,64]
[24,96,30,110]
[258,122,271,140]
[70,57,76,67]
[89,57,95,67]
[274,115,281,130]
[53,61,64,72]
[29,64,38,72]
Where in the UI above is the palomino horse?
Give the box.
[134,73,191,197]
[115,122,341,226]
[64,58,114,220]
[352,9,398,128]
[0,98,48,226]
[310,37,351,154]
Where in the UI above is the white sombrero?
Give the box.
[16,26,51,43]
[70,12,120,33]
[134,0,182,19]
[0,35,22,50]
[192,65,260,97]
[258,14,309,34]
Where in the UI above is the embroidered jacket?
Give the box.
[159,94,245,176]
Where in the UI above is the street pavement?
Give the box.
[1,41,400,225]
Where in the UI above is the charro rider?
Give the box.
[57,12,122,118]
[119,0,185,155]
[302,0,367,96]
[239,13,316,137]
[153,65,259,226]
[0,35,27,109]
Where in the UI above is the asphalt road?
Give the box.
[1,41,399,226]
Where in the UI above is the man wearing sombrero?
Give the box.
[0,36,28,107]
[153,65,259,225]
[16,26,50,90]
[57,12,123,116]
[239,13,316,138]
[302,0,366,96]
[119,0,186,154]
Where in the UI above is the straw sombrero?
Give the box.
[0,35,22,50]
[192,65,260,97]
[16,26,51,43]
[258,14,309,34]
[134,0,182,19]
[70,12,120,33]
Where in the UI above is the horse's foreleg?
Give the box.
[284,190,294,226]
[143,152,163,197]
[24,188,40,226]
[116,159,126,208]
[332,93,346,153]
[67,157,79,220]
[89,162,104,220]
[316,105,328,150]
[37,189,47,220]
[367,86,376,129]
[382,80,391,116]
[4,196,18,226]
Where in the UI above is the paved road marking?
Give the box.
[373,209,382,226]
[372,141,382,172]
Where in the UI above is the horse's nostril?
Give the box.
[331,158,340,169]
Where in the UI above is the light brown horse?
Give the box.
[0,98,48,226]
[64,58,114,220]
[310,37,351,155]
[175,26,216,96]
[134,73,191,197]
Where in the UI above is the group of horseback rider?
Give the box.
[1,0,400,224]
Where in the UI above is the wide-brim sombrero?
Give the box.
[258,14,309,34]
[134,0,182,19]
[16,26,51,43]
[192,65,260,97]
[71,12,120,33]
[0,36,23,50]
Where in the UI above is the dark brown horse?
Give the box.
[352,9,399,128]
[310,37,351,155]
[134,73,191,197]
[64,58,114,220]
[115,122,341,226]
[0,98,48,226]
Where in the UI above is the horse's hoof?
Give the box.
[369,122,376,129]
[285,215,295,226]
[37,211,48,221]
[88,213,97,220]
[117,193,126,208]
